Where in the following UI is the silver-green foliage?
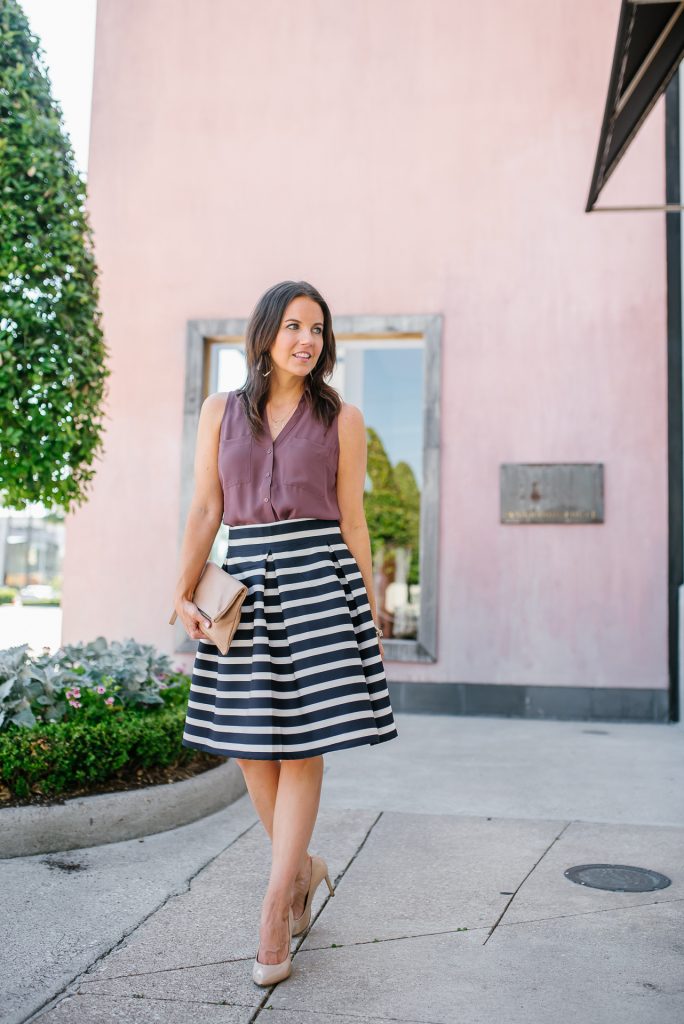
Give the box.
[0,636,178,731]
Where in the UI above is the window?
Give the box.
[174,314,441,662]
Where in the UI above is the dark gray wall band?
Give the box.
[387,681,669,723]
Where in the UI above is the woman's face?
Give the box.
[268,295,324,380]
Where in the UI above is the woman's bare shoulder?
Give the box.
[201,390,231,424]
[337,400,365,426]
[337,401,366,447]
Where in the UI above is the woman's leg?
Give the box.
[234,757,320,927]
[234,757,282,837]
[249,754,324,965]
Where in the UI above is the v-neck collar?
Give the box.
[257,391,307,449]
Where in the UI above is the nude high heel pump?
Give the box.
[252,906,294,987]
[292,854,335,936]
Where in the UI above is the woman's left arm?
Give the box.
[335,402,384,659]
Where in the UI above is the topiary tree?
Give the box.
[363,426,422,637]
[0,0,110,512]
[364,425,414,554]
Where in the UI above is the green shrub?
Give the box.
[0,637,202,801]
[0,694,195,800]
[0,587,17,606]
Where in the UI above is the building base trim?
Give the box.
[387,681,670,722]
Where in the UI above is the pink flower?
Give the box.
[104,696,115,705]
[95,685,106,694]
[72,687,81,698]
[68,699,81,708]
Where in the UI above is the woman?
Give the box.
[172,280,399,986]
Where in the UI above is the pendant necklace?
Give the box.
[267,396,300,439]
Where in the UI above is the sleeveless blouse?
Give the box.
[217,390,341,526]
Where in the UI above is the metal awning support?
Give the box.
[587,0,684,212]
[592,203,684,211]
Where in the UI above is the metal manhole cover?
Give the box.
[564,863,671,892]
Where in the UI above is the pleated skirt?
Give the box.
[181,516,399,760]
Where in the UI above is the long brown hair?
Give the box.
[235,280,342,438]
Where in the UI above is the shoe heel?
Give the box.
[292,855,334,936]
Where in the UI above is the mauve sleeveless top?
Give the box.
[217,390,341,526]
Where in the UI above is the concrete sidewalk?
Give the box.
[3,713,684,1024]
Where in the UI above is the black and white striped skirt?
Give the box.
[181,516,399,760]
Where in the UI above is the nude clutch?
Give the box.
[168,561,248,655]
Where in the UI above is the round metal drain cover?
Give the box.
[564,863,671,892]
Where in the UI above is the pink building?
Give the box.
[63,0,680,722]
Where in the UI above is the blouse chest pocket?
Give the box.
[282,436,332,496]
[218,436,252,488]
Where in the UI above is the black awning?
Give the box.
[587,1,684,212]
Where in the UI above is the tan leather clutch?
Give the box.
[169,561,248,655]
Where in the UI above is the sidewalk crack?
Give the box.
[21,815,261,1024]
[298,923,489,953]
[482,819,571,946]
[248,810,385,1024]
[65,993,257,1008]
[495,894,684,930]
[258,1005,445,1024]
[77,952,261,984]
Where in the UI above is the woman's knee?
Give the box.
[233,756,280,771]
[233,754,323,771]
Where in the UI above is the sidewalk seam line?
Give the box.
[494,894,684,929]
[245,893,684,957]
[255,1004,445,1024]
[19,815,261,1024]
[482,819,572,946]
[248,810,385,1024]
[71,993,259,1008]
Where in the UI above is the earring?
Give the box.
[261,354,272,377]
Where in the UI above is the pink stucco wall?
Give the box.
[64,0,668,692]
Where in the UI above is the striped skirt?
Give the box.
[181,516,399,760]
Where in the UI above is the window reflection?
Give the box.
[334,339,423,642]
[210,343,247,561]
[216,346,247,393]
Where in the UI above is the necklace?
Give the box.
[266,395,301,439]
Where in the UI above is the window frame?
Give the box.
[173,313,442,663]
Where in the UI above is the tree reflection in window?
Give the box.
[365,422,422,641]
[333,339,424,642]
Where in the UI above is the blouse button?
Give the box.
[266,471,271,477]
[263,497,268,503]
[267,448,272,454]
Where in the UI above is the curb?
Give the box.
[0,759,246,859]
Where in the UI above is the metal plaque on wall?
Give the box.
[500,463,604,523]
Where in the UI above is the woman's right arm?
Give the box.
[172,392,227,639]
